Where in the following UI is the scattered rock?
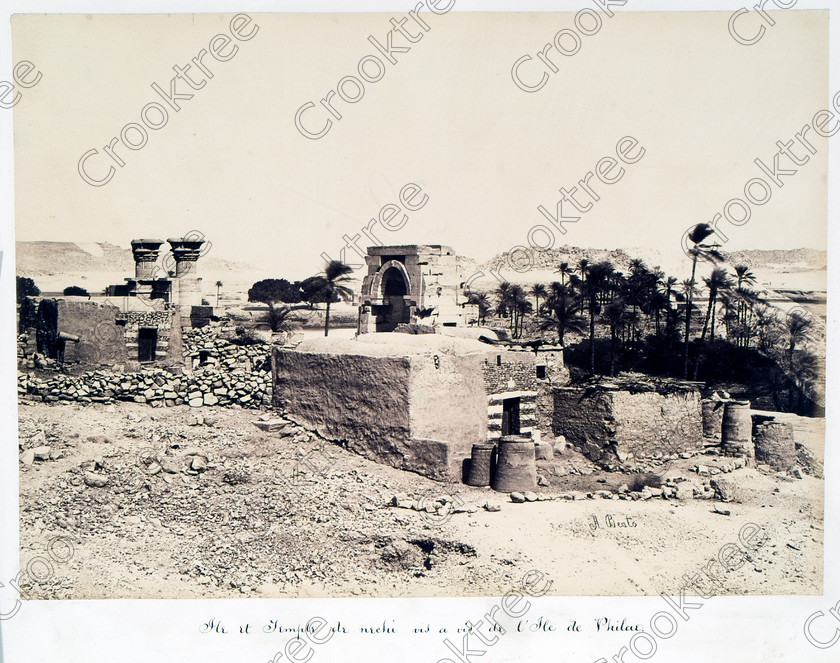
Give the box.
[710,478,738,502]
[160,457,182,474]
[484,502,501,512]
[510,492,526,503]
[33,446,52,461]
[191,456,208,472]
[535,441,554,461]
[380,539,424,570]
[84,472,109,488]
[524,491,538,502]
[20,449,35,465]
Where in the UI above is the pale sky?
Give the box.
[12,10,829,279]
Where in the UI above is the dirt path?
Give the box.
[17,400,824,600]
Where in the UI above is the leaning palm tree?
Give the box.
[215,280,223,307]
[304,261,354,336]
[682,223,723,378]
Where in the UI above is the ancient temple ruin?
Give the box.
[357,245,477,333]
[19,236,209,369]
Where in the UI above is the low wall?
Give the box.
[18,366,270,408]
[553,383,703,466]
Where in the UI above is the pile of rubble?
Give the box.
[17,366,271,409]
[182,326,272,372]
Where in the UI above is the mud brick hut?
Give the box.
[273,332,567,480]
[553,374,704,468]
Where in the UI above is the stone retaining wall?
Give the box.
[18,366,270,408]
[18,324,273,409]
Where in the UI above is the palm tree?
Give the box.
[508,284,530,337]
[468,292,490,325]
[603,299,629,376]
[540,282,585,346]
[786,311,813,372]
[555,261,573,286]
[682,223,723,378]
[659,276,679,336]
[785,311,814,410]
[494,282,512,320]
[530,283,547,319]
[582,261,614,373]
[733,265,757,289]
[215,280,223,307]
[731,265,758,344]
[304,261,354,336]
[754,304,781,355]
[266,304,306,333]
[700,268,733,342]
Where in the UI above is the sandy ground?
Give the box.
[17,400,824,600]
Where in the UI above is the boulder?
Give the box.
[32,446,52,461]
[84,472,109,488]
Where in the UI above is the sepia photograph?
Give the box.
[2,3,837,661]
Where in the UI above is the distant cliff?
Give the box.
[15,241,254,276]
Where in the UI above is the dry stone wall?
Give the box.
[17,325,272,409]
[18,367,270,408]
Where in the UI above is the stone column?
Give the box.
[130,239,164,280]
[167,237,205,326]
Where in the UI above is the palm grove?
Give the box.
[248,260,354,337]
[467,224,820,415]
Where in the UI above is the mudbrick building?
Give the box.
[272,331,568,480]
[552,374,705,469]
[19,236,210,370]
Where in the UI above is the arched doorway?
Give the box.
[375,265,411,331]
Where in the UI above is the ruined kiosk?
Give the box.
[357,245,477,332]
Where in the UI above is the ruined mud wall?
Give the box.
[55,300,128,365]
[408,352,487,478]
[274,348,414,468]
[182,326,270,372]
[273,346,488,480]
[18,316,271,407]
[553,387,703,466]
